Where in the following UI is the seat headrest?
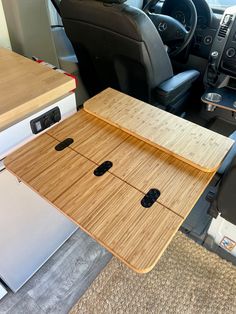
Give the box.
[96,0,127,3]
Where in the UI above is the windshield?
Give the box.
[206,0,236,9]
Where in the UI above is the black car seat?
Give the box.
[60,0,199,114]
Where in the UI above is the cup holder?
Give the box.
[205,92,222,103]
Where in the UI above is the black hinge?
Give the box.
[206,190,219,219]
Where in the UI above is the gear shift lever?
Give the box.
[207,51,219,85]
[210,51,219,72]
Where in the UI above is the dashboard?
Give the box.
[161,0,219,59]
[209,6,236,79]
[164,0,212,30]
[153,0,236,83]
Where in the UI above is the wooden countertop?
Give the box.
[84,88,234,172]
[5,109,223,273]
[0,48,76,130]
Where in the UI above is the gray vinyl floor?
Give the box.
[0,229,112,314]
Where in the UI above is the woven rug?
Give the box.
[70,232,236,314]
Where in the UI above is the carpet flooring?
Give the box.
[70,232,236,314]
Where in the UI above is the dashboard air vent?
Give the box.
[218,25,229,38]
[218,15,233,38]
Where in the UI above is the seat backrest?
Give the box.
[60,0,173,101]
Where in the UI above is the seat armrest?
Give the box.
[154,70,200,106]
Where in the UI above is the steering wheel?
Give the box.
[143,0,198,57]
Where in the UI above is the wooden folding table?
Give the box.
[4,88,234,273]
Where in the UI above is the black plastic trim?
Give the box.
[94,161,113,176]
[141,189,161,208]
[55,138,74,151]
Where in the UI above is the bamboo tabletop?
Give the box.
[0,48,75,130]
[5,107,225,273]
[84,88,234,172]
[47,111,214,219]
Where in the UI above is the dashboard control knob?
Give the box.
[226,48,236,58]
[211,51,219,59]
[204,36,212,45]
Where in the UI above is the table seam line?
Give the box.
[46,132,185,219]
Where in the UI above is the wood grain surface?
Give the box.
[0,48,75,130]
[5,95,231,273]
[84,88,234,172]
[104,136,214,218]
[55,172,183,274]
[48,111,129,164]
[5,132,183,273]
[48,111,214,218]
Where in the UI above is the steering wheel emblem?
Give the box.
[158,22,168,32]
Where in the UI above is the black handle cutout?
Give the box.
[94,161,113,176]
[141,189,161,208]
[55,138,74,151]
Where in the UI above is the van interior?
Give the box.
[1,0,236,313]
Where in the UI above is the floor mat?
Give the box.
[207,117,236,136]
[70,232,236,314]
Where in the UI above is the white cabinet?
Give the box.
[0,170,77,292]
[0,84,77,292]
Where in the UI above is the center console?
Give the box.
[205,6,236,87]
[203,6,236,112]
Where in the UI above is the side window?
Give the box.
[205,0,236,10]
[126,0,144,9]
